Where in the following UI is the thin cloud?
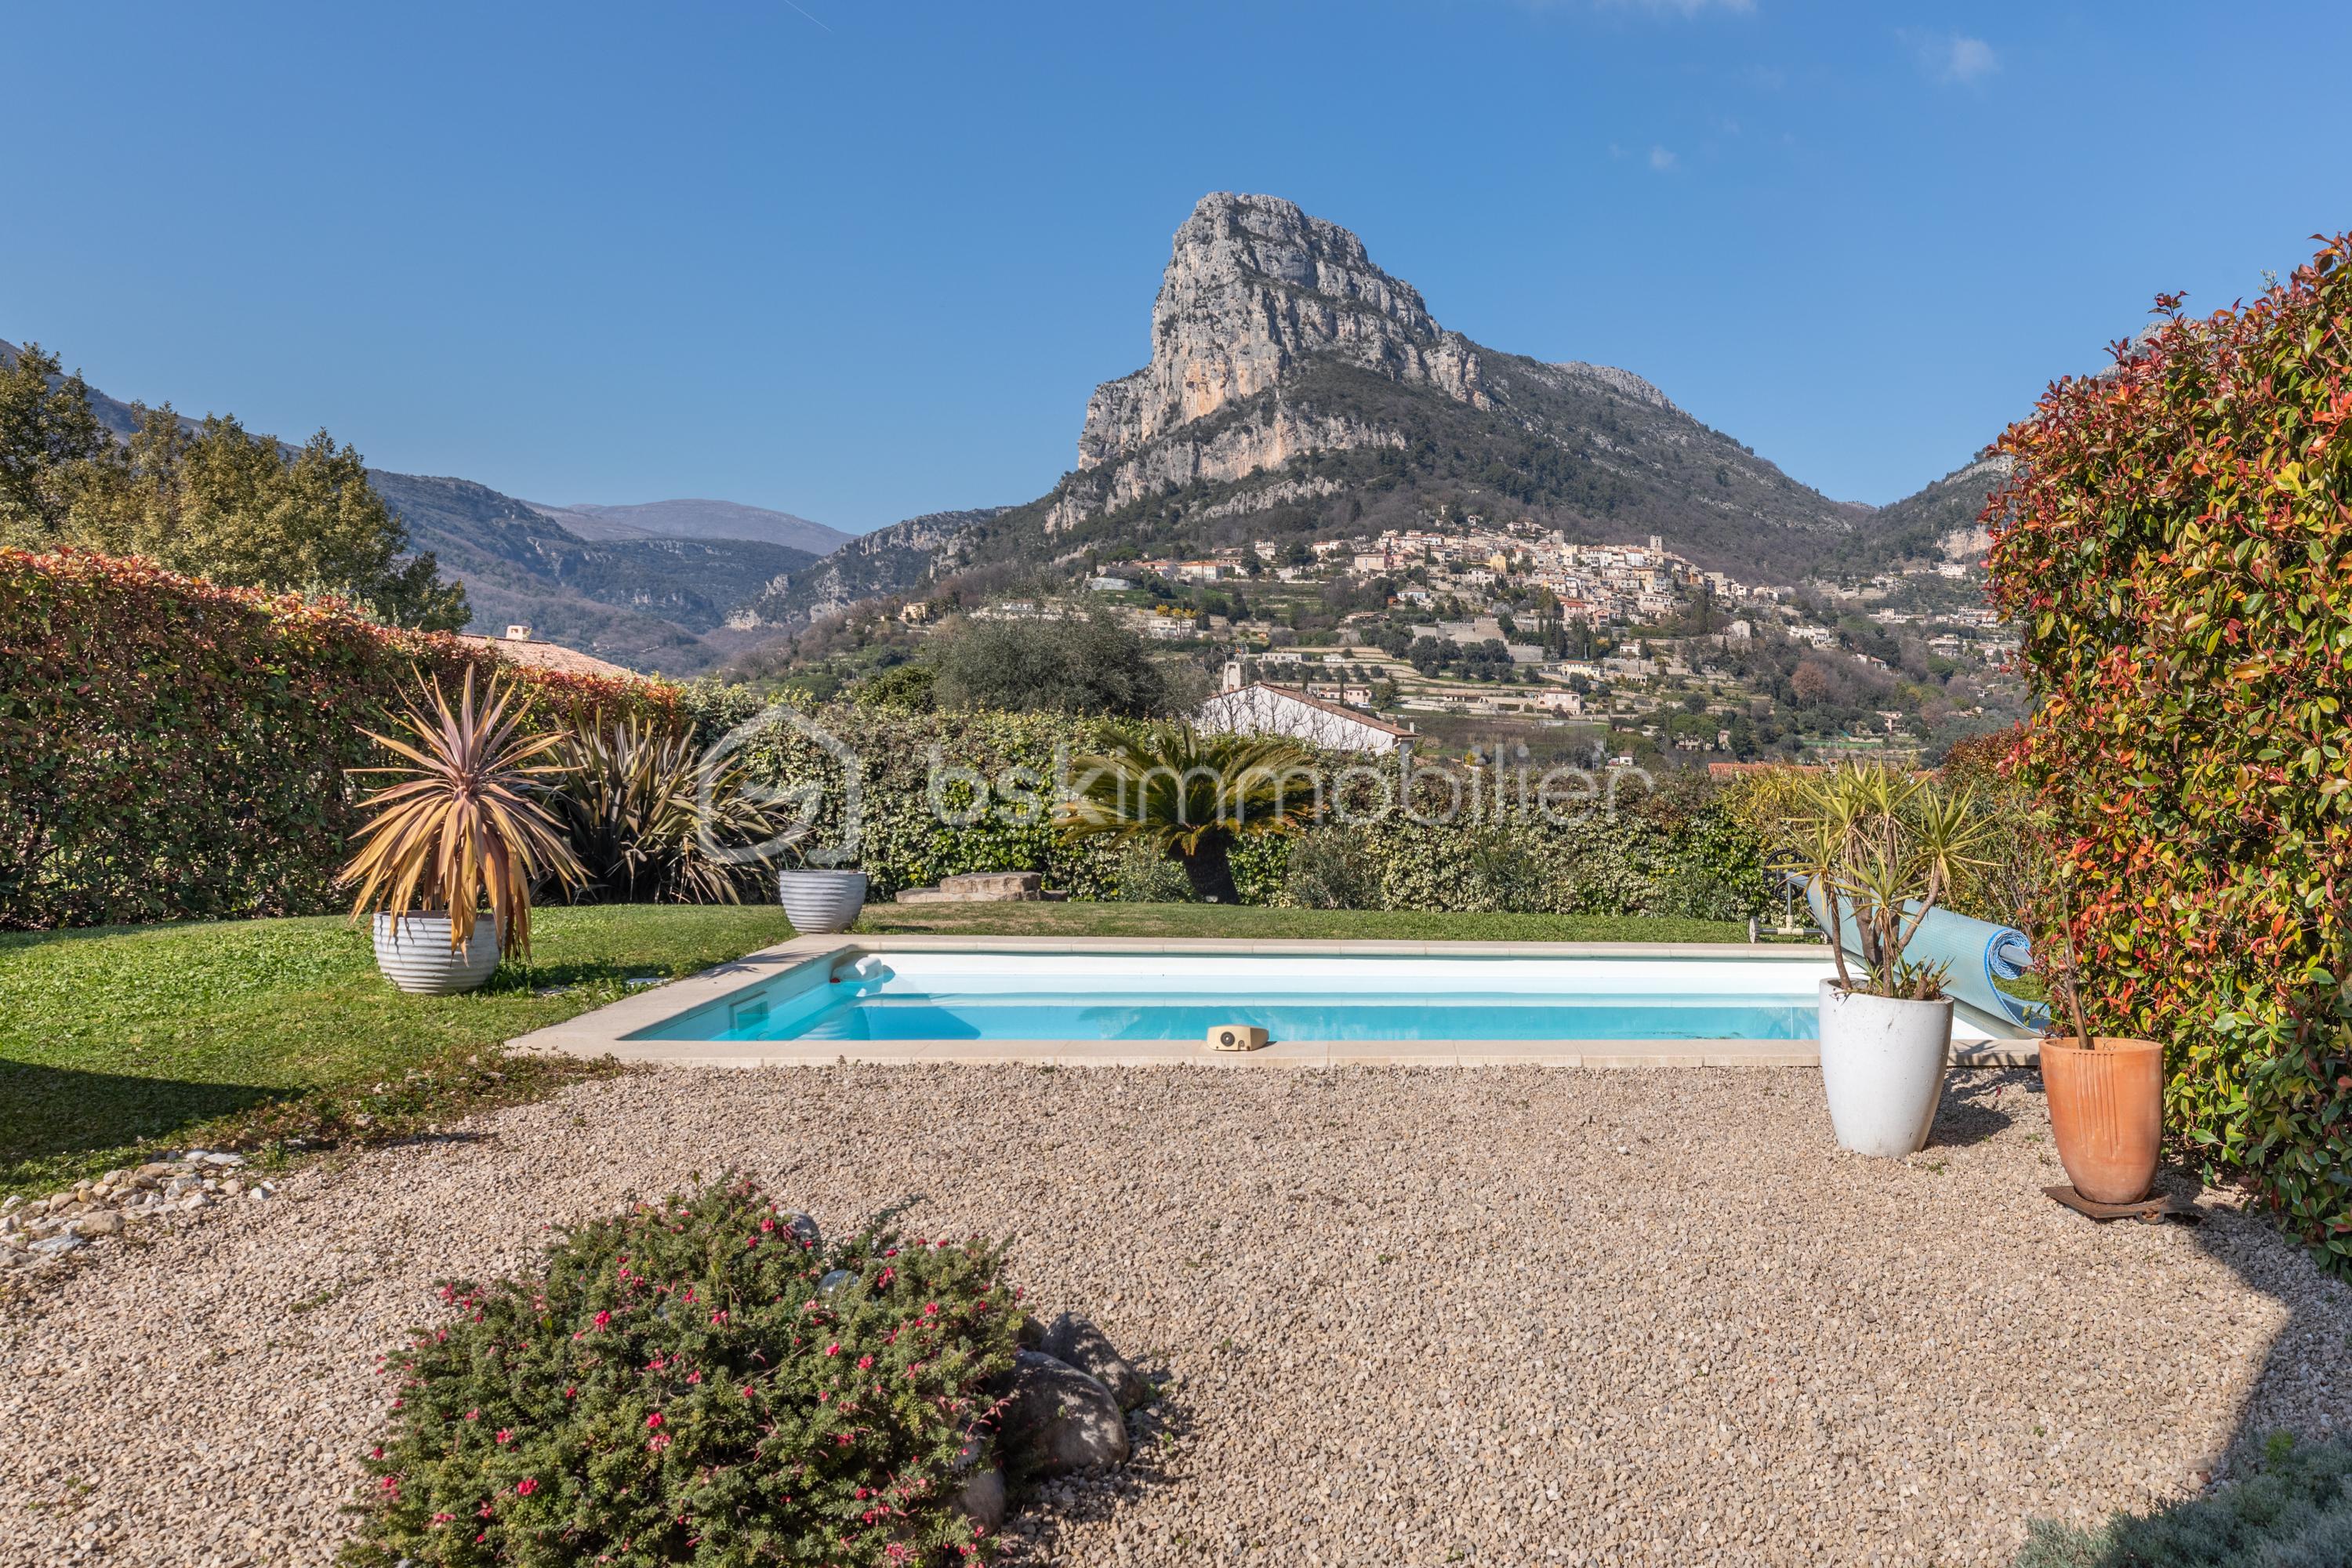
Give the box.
[1902,29,1998,85]
[1538,0,1757,13]
[1648,145,1679,172]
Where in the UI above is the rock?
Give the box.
[1039,1313,1152,1413]
[816,1269,856,1298]
[952,1463,1007,1534]
[1015,1313,1045,1351]
[779,1211,820,1250]
[78,1211,123,1238]
[995,1351,1129,1477]
[28,1233,85,1257]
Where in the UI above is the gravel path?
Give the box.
[5,1064,2350,1567]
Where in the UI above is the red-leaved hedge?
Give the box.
[0,549,673,930]
[1986,233,2352,1273]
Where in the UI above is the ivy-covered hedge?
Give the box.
[678,686,1770,918]
[0,550,672,930]
[1987,233,2352,1274]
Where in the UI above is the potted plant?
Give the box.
[341,669,581,994]
[1782,763,1990,1157]
[775,852,869,934]
[2027,881,2165,1204]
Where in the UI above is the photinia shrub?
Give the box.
[345,1178,1021,1567]
[1985,232,2352,1274]
[0,548,672,930]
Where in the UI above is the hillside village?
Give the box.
[908,508,2020,768]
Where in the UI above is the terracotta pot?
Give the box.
[2039,1035,2163,1203]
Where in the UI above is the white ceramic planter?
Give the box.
[372,912,503,996]
[1817,980,1953,1157]
[778,869,869,935]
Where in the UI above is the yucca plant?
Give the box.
[1777,761,1991,1000]
[1058,724,1318,904]
[339,669,581,956]
[557,714,809,903]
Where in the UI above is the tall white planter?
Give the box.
[778,869,868,935]
[1817,981,1952,1157]
[372,912,503,996]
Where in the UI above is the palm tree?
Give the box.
[1058,724,1318,904]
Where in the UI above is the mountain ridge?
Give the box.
[744,192,1978,632]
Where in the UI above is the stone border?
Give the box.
[508,936,2038,1069]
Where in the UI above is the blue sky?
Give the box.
[5,1,2346,531]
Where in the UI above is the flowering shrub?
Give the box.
[347,1177,1021,1567]
[1986,233,2352,1273]
[0,549,670,930]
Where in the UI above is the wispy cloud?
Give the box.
[1601,0,1756,13]
[1901,29,1998,85]
[1648,145,1679,172]
[1541,0,1757,14]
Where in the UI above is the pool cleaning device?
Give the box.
[1208,1023,1269,1052]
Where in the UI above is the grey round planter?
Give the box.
[777,869,868,935]
[372,912,503,995]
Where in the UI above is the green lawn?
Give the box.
[0,906,797,1198]
[856,902,1750,943]
[1,900,1751,1200]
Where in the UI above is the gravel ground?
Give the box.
[5,1064,2350,1568]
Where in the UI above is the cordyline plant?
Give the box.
[1984,230,2352,1272]
[1776,761,1991,1001]
[343,1177,1022,1568]
[339,668,581,956]
[1057,723,1318,904]
[558,715,810,904]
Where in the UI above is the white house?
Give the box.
[1198,683,1414,754]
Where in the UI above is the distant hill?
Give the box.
[1,338,827,674]
[528,498,851,555]
[746,192,1987,632]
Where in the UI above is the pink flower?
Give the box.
[645,1411,664,1428]
[516,1478,539,1496]
[648,1432,672,1452]
[592,1310,612,1331]
[825,1342,841,1356]
[857,1355,874,1371]
[495,1429,513,1445]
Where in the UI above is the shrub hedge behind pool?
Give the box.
[347,1178,1020,1566]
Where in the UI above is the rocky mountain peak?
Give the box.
[1074,193,1486,472]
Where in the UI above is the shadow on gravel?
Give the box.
[1929,1066,2031,1148]
[997,1373,1196,1563]
[2183,1171,2352,1489]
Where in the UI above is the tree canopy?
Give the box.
[0,343,466,630]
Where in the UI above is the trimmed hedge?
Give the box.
[677,686,1770,918]
[1987,232,2352,1273]
[0,550,671,930]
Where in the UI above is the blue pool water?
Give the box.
[630,952,1831,1044]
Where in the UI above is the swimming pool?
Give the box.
[626,949,1838,1044]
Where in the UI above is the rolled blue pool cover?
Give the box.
[1793,878,2047,1029]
